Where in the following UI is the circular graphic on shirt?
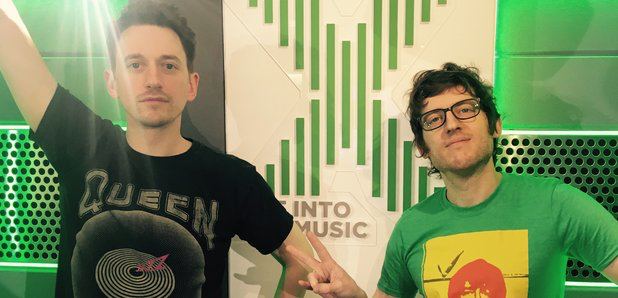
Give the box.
[72,210,205,297]
[447,258,506,298]
[95,248,174,298]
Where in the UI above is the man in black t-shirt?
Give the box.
[0,1,312,297]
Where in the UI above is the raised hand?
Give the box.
[285,231,367,298]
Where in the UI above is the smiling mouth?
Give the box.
[446,138,470,147]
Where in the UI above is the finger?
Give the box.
[307,271,321,289]
[306,231,334,263]
[285,243,322,270]
[298,280,312,290]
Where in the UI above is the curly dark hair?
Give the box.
[407,62,501,176]
[106,0,196,72]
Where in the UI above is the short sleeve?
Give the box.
[234,165,293,255]
[554,183,618,271]
[377,222,417,297]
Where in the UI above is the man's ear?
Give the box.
[104,69,118,99]
[493,117,503,138]
[187,72,200,103]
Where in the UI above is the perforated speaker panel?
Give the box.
[496,135,618,282]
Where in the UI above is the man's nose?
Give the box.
[443,110,461,133]
[144,67,162,90]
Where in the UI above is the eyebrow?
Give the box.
[123,54,182,63]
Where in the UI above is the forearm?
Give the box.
[280,261,308,297]
[0,5,56,131]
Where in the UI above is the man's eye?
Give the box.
[164,64,175,70]
[129,63,140,69]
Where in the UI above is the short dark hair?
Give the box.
[106,0,196,72]
[407,62,501,176]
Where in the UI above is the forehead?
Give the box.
[116,25,186,61]
[421,87,473,113]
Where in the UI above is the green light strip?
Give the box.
[311,0,319,90]
[373,0,382,90]
[281,140,290,195]
[311,99,320,196]
[388,0,398,70]
[280,0,289,46]
[266,164,275,192]
[0,262,58,269]
[326,24,335,165]
[403,141,412,210]
[342,40,351,149]
[296,118,305,196]
[7,130,20,254]
[418,166,428,202]
[0,125,29,130]
[265,0,273,23]
[404,0,414,45]
[372,100,382,197]
[565,281,618,287]
[295,0,304,69]
[357,23,367,165]
[387,119,397,211]
[502,130,618,136]
[421,0,430,22]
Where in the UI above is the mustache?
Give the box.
[137,91,171,101]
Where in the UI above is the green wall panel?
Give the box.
[0,58,126,125]
[14,0,127,56]
[496,0,618,54]
[495,57,618,130]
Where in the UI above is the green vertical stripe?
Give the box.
[421,0,430,22]
[326,24,335,165]
[281,140,290,195]
[265,0,273,23]
[388,0,398,69]
[295,0,304,69]
[311,99,320,196]
[266,164,275,192]
[387,119,397,211]
[403,141,412,210]
[296,118,305,196]
[438,0,447,4]
[342,40,351,149]
[357,24,367,165]
[372,100,382,197]
[404,0,414,45]
[311,0,320,90]
[250,0,258,7]
[418,166,428,202]
[373,0,382,90]
[280,0,289,46]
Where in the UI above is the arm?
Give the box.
[274,223,312,297]
[602,255,618,283]
[0,1,57,132]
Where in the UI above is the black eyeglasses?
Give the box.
[418,98,481,131]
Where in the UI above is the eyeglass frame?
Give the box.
[417,98,481,131]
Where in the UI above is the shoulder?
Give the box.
[189,141,259,177]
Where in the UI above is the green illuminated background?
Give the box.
[1,0,618,297]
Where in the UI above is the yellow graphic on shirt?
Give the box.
[422,230,528,298]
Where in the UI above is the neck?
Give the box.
[125,119,191,157]
[441,159,502,207]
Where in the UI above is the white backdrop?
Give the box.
[223,0,496,296]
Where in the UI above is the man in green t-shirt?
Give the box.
[287,63,618,297]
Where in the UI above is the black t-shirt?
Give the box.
[30,85,293,297]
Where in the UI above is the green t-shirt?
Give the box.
[377,174,618,297]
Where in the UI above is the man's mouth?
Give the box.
[446,138,470,147]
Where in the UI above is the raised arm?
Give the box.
[0,1,57,132]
